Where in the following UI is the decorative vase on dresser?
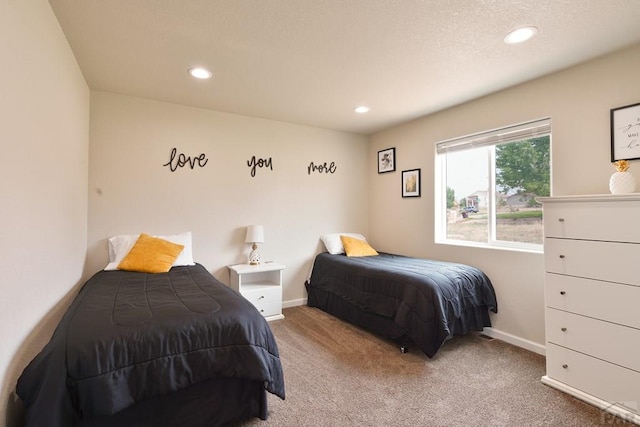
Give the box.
[609,171,636,194]
[538,194,640,425]
[609,160,636,194]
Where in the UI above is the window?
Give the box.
[435,118,551,251]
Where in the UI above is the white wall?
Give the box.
[0,0,89,425]
[87,92,369,304]
[369,43,640,352]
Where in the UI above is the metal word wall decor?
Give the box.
[247,156,273,177]
[163,147,208,172]
[307,161,337,175]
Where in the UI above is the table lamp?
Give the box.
[245,225,264,265]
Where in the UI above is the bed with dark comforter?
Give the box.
[306,252,497,357]
[17,264,285,427]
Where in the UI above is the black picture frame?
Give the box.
[611,102,640,162]
[402,168,421,198]
[377,147,396,174]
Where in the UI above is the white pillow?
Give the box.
[320,233,367,255]
[105,232,195,270]
[107,235,131,262]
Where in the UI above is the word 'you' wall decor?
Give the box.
[247,156,273,177]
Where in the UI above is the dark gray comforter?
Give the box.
[17,264,285,427]
[306,252,498,357]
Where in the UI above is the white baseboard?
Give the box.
[481,327,546,356]
[283,298,307,309]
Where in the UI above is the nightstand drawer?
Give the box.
[546,308,640,372]
[251,300,281,318]
[546,343,640,412]
[242,286,281,306]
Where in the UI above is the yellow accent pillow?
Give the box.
[340,235,379,257]
[117,233,185,273]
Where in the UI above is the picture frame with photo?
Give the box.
[377,147,396,174]
[402,169,421,198]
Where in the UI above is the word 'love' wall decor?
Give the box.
[163,148,208,172]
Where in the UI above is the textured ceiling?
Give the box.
[48,0,640,135]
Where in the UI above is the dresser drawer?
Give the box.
[241,285,281,306]
[546,273,640,329]
[546,308,640,372]
[543,200,640,242]
[546,343,640,412]
[545,238,640,286]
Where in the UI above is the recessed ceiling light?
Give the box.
[354,106,370,114]
[188,67,213,79]
[504,26,538,44]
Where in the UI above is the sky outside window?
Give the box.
[446,147,489,202]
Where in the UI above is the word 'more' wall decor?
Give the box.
[247,156,273,177]
[163,147,209,172]
[307,161,337,175]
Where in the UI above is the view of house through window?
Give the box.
[436,118,551,250]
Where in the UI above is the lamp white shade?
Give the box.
[245,225,264,243]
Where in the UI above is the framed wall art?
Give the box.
[611,102,640,162]
[402,168,421,198]
[377,147,396,174]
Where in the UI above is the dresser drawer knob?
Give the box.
[558,218,565,222]
[559,255,565,259]
[560,291,566,295]
[561,327,567,332]
[562,364,568,369]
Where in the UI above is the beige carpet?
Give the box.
[240,306,632,427]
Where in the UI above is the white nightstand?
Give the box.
[228,263,286,321]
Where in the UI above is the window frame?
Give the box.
[434,118,551,252]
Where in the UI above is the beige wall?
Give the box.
[369,43,640,352]
[87,92,369,304]
[0,0,89,425]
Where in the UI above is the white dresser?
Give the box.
[539,194,640,424]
